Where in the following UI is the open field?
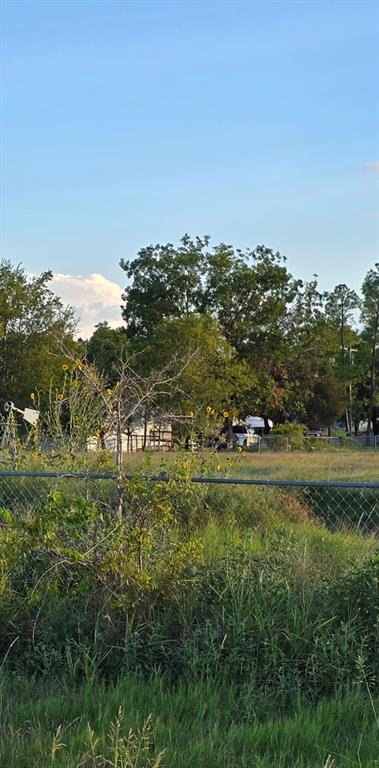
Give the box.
[230,450,379,481]
[121,449,379,482]
[0,451,378,767]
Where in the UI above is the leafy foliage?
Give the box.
[0,261,77,408]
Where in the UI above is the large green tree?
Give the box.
[120,235,208,338]
[205,243,300,356]
[0,261,76,408]
[120,236,299,355]
[118,235,373,433]
[129,314,256,420]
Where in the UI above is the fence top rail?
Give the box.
[0,469,378,489]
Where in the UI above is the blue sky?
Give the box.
[1,0,378,335]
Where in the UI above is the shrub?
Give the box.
[272,423,306,450]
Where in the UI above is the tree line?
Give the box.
[1,236,378,435]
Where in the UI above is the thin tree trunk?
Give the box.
[142,411,148,451]
[115,399,123,517]
[366,297,379,435]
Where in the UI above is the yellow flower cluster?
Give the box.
[206,406,229,418]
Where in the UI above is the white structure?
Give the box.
[245,415,273,431]
[88,421,172,453]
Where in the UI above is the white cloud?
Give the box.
[50,272,124,338]
[360,211,377,219]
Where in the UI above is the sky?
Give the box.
[1,0,379,337]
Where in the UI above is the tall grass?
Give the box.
[1,674,378,767]
[0,453,377,767]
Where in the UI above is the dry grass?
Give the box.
[233,451,379,481]
[122,449,379,482]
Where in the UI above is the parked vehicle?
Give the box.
[306,427,323,438]
[245,415,273,435]
[231,424,259,448]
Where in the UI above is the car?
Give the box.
[231,425,259,448]
[306,428,323,438]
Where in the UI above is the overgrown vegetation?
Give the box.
[0,453,378,766]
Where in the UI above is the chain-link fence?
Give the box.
[0,470,378,536]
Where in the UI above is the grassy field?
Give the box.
[121,448,379,481]
[0,451,378,767]
[230,450,379,481]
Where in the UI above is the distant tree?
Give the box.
[120,235,208,338]
[0,261,76,408]
[305,364,346,428]
[324,283,360,355]
[278,279,330,423]
[205,243,300,355]
[323,284,360,431]
[120,236,299,352]
[86,322,128,385]
[119,234,373,432]
[360,264,379,434]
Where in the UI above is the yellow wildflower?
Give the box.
[223,410,229,419]
[75,359,84,370]
[206,406,212,414]
[106,388,113,396]
[62,363,69,371]
[30,392,35,401]
[188,411,194,418]
[216,464,221,471]
[57,393,64,401]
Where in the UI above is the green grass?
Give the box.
[0,451,378,767]
[1,674,378,767]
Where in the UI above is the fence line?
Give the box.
[0,470,378,535]
[0,469,378,489]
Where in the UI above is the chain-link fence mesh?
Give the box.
[0,471,117,517]
[0,470,378,536]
